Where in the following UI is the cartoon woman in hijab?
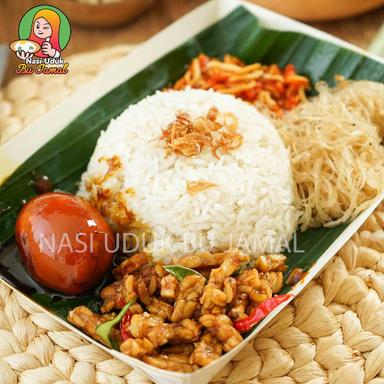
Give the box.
[15,9,62,60]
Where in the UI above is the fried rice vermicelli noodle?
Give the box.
[276,80,384,230]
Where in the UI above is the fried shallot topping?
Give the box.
[186,180,219,196]
[160,106,243,158]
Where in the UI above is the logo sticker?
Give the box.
[10,5,71,75]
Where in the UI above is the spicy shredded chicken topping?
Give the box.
[68,249,287,372]
[172,54,310,116]
[160,106,243,158]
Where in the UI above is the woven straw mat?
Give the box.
[0,45,384,384]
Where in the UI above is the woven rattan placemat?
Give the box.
[0,46,383,384]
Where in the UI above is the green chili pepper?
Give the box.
[96,297,136,348]
[163,265,205,282]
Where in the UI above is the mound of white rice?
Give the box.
[78,89,298,262]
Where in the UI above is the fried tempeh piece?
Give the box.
[224,277,236,303]
[160,275,179,300]
[129,303,144,315]
[178,248,248,270]
[136,279,151,305]
[113,252,149,279]
[100,274,136,313]
[248,279,273,303]
[208,249,250,288]
[200,284,227,314]
[100,281,124,313]
[199,314,242,352]
[67,306,113,345]
[261,271,284,293]
[236,267,278,304]
[120,338,154,358]
[171,275,205,322]
[190,332,223,366]
[237,269,260,294]
[143,355,197,372]
[161,343,194,356]
[255,254,287,273]
[129,313,174,348]
[177,252,227,269]
[146,298,173,320]
[172,319,201,342]
[128,313,200,348]
[136,265,161,305]
[201,249,249,313]
[229,292,248,320]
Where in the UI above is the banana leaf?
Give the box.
[0,5,383,317]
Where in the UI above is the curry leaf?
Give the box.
[233,262,251,276]
[163,265,205,282]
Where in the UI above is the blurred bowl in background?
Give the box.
[251,0,384,21]
[46,0,155,28]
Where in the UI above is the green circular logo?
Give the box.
[18,5,71,51]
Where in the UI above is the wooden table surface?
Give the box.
[1,0,384,84]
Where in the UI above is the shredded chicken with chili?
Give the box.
[172,54,309,116]
[68,249,287,372]
[160,106,243,158]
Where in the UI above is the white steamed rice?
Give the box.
[78,89,298,262]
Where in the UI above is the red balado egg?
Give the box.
[15,192,115,295]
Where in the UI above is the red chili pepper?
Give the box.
[120,311,132,341]
[118,298,125,308]
[233,294,292,332]
[198,54,209,70]
[283,63,296,77]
